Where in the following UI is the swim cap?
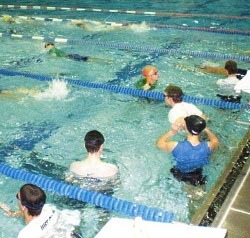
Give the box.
[142,66,157,77]
[184,115,206,135]
[2,15,15,23]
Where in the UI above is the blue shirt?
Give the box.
[172,140,211,173]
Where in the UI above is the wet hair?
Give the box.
[224,60,237,74]
[164,85,184,103]
[19,184,46,216]
[84,130,105,153]
[44,42,55,48]
[184,115,206,135]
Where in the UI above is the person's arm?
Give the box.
[205,127,219,151]
[201,66,227,75]
[156,129,178,152]
[0,202,23,217]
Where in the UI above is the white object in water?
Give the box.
[95,217,227,238]
[35,80,69,100]
[234,71,250,94]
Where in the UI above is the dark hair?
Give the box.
[44,42,54,48]
[19,184,46,216]
[164,85,184,103]
[84,130,105,153]
[184,115,206,135]
[224,60,237,74]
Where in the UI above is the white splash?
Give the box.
[129,21,154,32]
[35,80,69,100]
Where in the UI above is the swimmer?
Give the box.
[71,19,153,32]
[0,183,82,238]
[2,15,16,24]
[135,65,159,90]
[156,115,219,186]
[199,60,247,77]
[45,42,108,62]
[164,85,207,132]
[216,60,250,102]
[1,80,69,100]
[0,88,40,98]
[69,130,119,181]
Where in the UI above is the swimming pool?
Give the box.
[0,0,249,237]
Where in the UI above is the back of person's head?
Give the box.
[224,60,237,74]
[184,115,206,135]
[44,42,55,48]
[19,184,46,216]
[164,85,184,103]
[85,130,105,153]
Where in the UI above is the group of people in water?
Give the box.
[1,14,250,238]
[0,54,249,236]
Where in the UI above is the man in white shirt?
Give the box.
[216,60,247,103]
[164,85,207,132]
[0,184,81,238]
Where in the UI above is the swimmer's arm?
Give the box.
[205,128,219,151]
[201,113,208,122]
[173,117,185,131]
[0,202,23,217]
[156,130,178,152]
[142,83,151,90]
[200,66,227,75]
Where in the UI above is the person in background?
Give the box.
[200,60,247,79]
[45,42,105,62]
[164,85,207,132]
[69,130,119,181]
[0,183,81,238]
[156,115,219,186]
[215,60,248,103]
[135,65,159,90]
[2,14,16,23]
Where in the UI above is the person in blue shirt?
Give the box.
[156,115,219,186]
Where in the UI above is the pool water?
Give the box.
[0,0,250,237]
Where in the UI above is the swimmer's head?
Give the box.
[85,130,105,154]
[2,15,15,23]
[164,85,183,103]
[18,184,46,217]
[142,65,159,85]
[184,115,206,135]
[44,42,55,49]
[224,60,237,75]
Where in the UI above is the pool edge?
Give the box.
[191,127,250,225]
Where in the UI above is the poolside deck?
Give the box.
[212,153,250,238]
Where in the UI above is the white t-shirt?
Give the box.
[234,70,250,93]
[18,204,81,238]
[216,76,240,96]
[18,204,58,238]
[168,102,203,124]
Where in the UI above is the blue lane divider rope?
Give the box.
[3,15,249,36]
[0,162,174,222]
[0,33,249,62]
[0,68,249,110]
[0,4,249,20]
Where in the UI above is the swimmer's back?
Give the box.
[70,161,118,181]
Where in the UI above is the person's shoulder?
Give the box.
[135,78,146,89]
[99,162,118,178]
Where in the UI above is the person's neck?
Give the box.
[25,213,38,225]
[86,152,101,162]
[228,73,237,78]
[187,134,200,145]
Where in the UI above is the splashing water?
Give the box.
[35,80,69,100]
